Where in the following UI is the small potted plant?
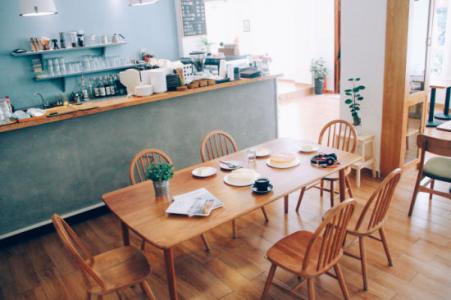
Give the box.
[344,77,366,127]
[146,163,174,197]
[310,58,328,95]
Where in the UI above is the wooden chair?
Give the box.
[344,168,402,291]
[201,130,269,238]
[261,199,356,300]
[130,149,210,252]
[51,214,156,300]
[296,120,357,211]
[408,134,451,216]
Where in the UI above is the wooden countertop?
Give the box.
[0,75,279,134]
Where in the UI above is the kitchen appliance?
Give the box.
[204,58,227,78]
[166,74,180,91]
[148,69,167,93]
[189,51,207,73]
[119,69,141,96]
[240,67,261,78]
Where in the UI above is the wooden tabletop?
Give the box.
[0,75,280,134]
[436,120,451,133]
[430,81,451,89]
[102,138,361,249]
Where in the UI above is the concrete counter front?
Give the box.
[0,76,278,238]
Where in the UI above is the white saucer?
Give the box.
[256,148,272,158]
[299,145,320,153]
[223,169,260,187]
[266,158,301,169]
[192,167,217,178]
[219,160,242,171]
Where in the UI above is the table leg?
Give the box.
[164,248,178,300]
[427,88,441,127]
[338,169,346,202]
[435,87,451,120]
[121,222,130,246]
[284,195,289,214]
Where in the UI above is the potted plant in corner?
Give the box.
[310,58,328,95]
[344,77,366,129]
[146,163,174,198]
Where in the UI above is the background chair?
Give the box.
[52,214,156,300]
[344,168,402,291]
[408,134,451,216]
[296,120,357,211]
[201,130,269,238]
[130,149,210,252]
[261,199,356,300]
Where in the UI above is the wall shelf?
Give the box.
[10,42,127,57]
[35,63,144,81]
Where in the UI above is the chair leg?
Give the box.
[334,263,350,300]
[140,239,146,251]
[261,207,269,223]
[320,179,324,197]
[429,179,435,200]
[296,187,306,212]
[232,220,237,239]
[359,236,368,291]
[200,234,210,252]
[261,264,277,299]
[330,181,335,207]
[307,278,316,300]
[141,281,157,300]
[408,174,423,217]
[86,292,92,300]
[379,228,393,267]
[345,176,353,198]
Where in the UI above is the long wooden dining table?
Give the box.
[102,138,361,300]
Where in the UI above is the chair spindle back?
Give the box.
[129,149,173,185]
[318,120,358,153]
[200,130,238,162]
[355,168,402,233]
[303,200,356,273]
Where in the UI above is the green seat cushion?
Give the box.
[423,157,451,183]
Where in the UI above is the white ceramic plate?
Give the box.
[266,158,301,169]
[192,167,217,178]
[299,145,320,153]
[256,148,272,158]
[223,169,260,187]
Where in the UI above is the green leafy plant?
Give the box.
[344,78,366,126]
[310,58,328,79]
[146,163,174,182]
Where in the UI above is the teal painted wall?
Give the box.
[0,0,179,109]
[0,80,278,236]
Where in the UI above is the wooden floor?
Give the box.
[2,93,451,300]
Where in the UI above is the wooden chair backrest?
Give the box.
[200,130,238,162]
[354,168,402,233]
[303,199,356,273]
[318,120,358,153]
[51,214,106,289]
[417,134,451,157]
[130,149,173,185]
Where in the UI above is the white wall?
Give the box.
[340,0,388,172]
[204,0,335,90]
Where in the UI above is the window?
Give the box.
[431,0,449,77]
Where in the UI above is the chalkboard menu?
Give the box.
[181,0,207,37]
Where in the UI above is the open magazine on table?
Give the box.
[166,188,223,217]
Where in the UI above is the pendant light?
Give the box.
[129,0,160,6]
[20,0,58,16]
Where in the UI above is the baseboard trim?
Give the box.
[0,203,107,244]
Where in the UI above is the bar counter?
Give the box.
[0,75,279,134]
[0,75,279,238]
